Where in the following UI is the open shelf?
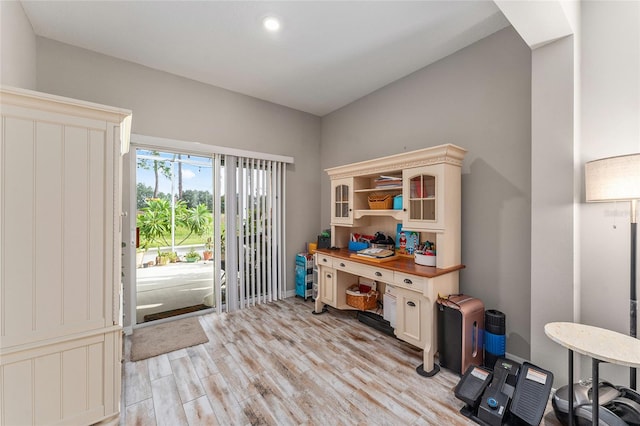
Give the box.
[354,209,405,220]
[354,186,402,193]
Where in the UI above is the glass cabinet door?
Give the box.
[335,184,349,218]
[408,174,436,221]
[330,178,353,224]
[403,165,445,230]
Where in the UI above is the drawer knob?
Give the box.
[322,259,327,263]
[340,262,345,267]
[327,274,332,278]
[404,278,413,284]
[375,271,382,277]
[407,301,416,307]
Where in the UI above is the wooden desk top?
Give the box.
[545,322,640,368]
[315,248,465,279]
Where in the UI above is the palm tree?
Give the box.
[137,150,172,198]
[137,198,171,259]
[138,199,212,255]
[177,203,212,245]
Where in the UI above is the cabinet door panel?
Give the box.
[35,353,62,424]
[63,126,91,325]
[320,267,336,306]
[2,359,33,426]
[2,115,112,347]
[88,129,107,321]
[330,178,353,225]
[396,289,426,348]
[35,122,64,331]
[403,164,446,231]
[2,116,36,339]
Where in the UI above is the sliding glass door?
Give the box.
[135,149,220,323]
[128,137,289,327]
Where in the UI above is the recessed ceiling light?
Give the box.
[263,16,281,32]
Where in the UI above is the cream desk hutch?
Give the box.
[314,144,466,377]
[0,87,131,425]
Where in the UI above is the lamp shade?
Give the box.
[585,153,640,202]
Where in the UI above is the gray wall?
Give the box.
[0,1,36,89]
[578,0,640,385]
[530,34,575,385]
[35,38,322,320]
[321,26,533,360]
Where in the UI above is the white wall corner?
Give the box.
[494,0,575,49]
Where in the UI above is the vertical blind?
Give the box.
[213,154,286,313]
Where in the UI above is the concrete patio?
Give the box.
[135,258,222,323]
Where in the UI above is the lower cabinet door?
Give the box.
[320,267,336,307]
[0,328,122,425]
[395,288,426,348]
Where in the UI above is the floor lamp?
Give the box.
[585,153,640,390]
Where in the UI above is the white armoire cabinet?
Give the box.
[0,87,131,425]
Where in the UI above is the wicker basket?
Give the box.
[368,194,394,210]
[346,286,379,311]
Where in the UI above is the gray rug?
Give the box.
[130,316,209,361]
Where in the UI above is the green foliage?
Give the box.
[137,198,214,253]
[138,198,171,255]
[182,189,214,211]
[136,183,154,209]
[185,249,201,261]
[182,203,211,235]
[156,251,173,265]
[137,183,170,210]
[202,221,225,253]
[245,204,269,235]
[166,252,179,263]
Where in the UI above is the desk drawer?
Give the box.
[361,265,394,283]
[332,259,392,283]
[316,254,334,267]
[333,259,360,274]
[393,272,426,293]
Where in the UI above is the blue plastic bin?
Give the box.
[393,195,403,210]
[348,241,369,251]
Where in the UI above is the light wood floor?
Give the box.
[121,297,562,425]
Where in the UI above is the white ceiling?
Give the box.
[21,1,510,116]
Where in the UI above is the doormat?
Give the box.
[130,316,209,361]
[143,304,209,322]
